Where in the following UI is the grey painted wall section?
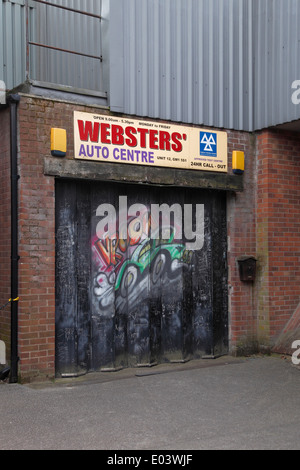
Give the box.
[110,0,300,131]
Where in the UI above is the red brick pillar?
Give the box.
[256,130,300,350]
[17,97,56,382]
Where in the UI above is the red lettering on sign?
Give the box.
[149,130,159,150]
[159,131,171,151]
[78,119,186,154]
[125,127,138,147]
[111,125,125,145]
[101,123,111,144]
[171,132,183,152]
[78,120,100,142]
[137,128,149,148]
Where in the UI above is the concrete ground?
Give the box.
[0,355,299,450]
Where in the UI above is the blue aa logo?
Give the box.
[200,132,217,157]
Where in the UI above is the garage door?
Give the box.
[55,179,228,376]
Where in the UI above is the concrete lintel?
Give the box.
[44,157,244,192]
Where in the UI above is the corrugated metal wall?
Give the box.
[253,0,300,130]
[0,0,108,93]
[0,0,28,90]
[33,0,103,92]
[110,0,300,131]
[2,0,300,130]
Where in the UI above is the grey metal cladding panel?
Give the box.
[110,0,300,131]
[0,0,27,90]
[252,0,300,130]
[33,0,103,91]
[110,0,254,131]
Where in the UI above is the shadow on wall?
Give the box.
[272,303,300,355]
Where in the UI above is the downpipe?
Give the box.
[8,94,20,383]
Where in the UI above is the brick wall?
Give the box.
[17,96,109,381]
[17,97,55,381]
[256,130,300,350]
[1,94,264,378]
[227,131,258,354]
[16,94,258,379]
[0,107,11,361]
[2,93,299,381]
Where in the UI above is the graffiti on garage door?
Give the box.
[91,198,201,315]
[55,181,228,376]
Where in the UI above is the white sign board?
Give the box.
[74,111,228,172]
